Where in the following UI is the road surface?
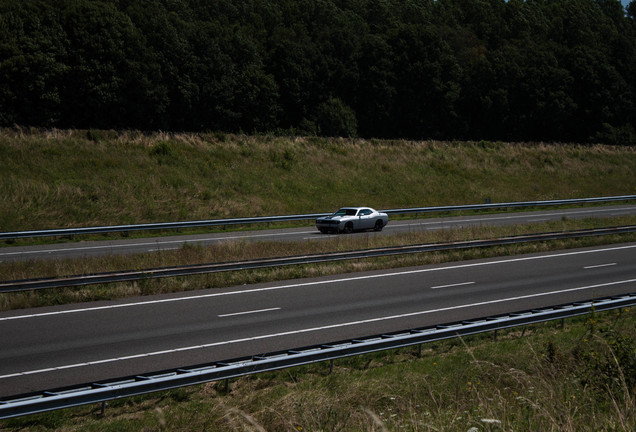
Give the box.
[1,242,634,397]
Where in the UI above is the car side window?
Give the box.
[360,209,371,216]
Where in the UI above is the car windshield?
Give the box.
[334,208,358,216]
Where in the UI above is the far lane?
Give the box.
[1,205,635,261]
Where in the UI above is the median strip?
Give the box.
[2,243,636,323]
[1,226,635,292]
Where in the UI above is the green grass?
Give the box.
[1,308,633,431]
[1,129,635,232]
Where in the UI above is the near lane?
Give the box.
[1,205,635,261]
[1,242,635,397]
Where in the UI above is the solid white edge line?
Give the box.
[2,277,635,380]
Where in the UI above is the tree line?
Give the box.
[1,0,635,144]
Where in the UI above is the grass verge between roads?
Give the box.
[1,306,634,431]
[1,215,635,311]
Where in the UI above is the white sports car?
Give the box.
[316,207,389,234]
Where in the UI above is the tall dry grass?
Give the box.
[1,128,635,232]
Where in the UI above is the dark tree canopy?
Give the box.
[1,0,635,144]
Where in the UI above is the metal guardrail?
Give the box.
[382,194,636,215]
[3,225,635,292]
[1,293,634,419]
[2,195,635,240]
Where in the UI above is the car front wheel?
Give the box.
[343,222,354,234]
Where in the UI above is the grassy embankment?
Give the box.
[1,128,635,232]
[1,129,636,430]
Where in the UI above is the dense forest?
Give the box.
[1,0,635,144]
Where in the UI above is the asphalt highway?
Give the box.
[1,242,635,397]
[1,205,635,262]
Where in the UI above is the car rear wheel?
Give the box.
[373,220,384,231]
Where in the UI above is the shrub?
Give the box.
[316,98,358,138]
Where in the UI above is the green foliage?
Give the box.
[0,0,635,142]
[316,97,358,137]
[149,140,174,157]
[577,328,636,398]
[269,145,297,170]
